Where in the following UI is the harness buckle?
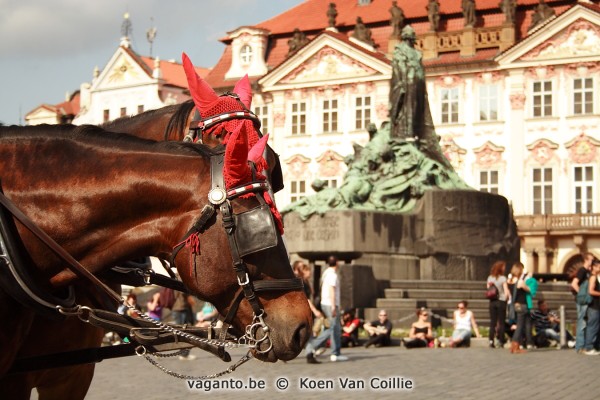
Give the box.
[237,272,250,286]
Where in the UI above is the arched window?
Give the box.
[240,45,253,65]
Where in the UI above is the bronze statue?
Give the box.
[287,28,308,55]
[389,1,405,39]
[327,2,338,28]
[281,25,469,219]
[389,25,424,141]
[352,17,375,46]
[427,0,440,32]
[462,0,476,28]
[529,0,555,32]
[499,0,516,24]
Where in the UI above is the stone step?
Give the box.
[362,307,578,329]
[384,288,575,301]
[389,280,572,292]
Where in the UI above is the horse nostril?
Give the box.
[293,322,310,350]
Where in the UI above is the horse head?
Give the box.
[171,66,311,362]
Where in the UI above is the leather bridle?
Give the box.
[171,99,304,353]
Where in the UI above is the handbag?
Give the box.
[485,283,499,300]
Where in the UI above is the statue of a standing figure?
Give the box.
[389,25,425,140]
[461,0,476,28]
[352,17,375,46]
[529,0,555,32]
[327,2,338,28]
[427,0,440,32]
[287,28,309,55]
[499,0,516,24]
[389,1,405,39]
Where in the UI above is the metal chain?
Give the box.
[123,302,248,349]
[138,346,253,380]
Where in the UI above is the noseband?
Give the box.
[172,100,303,354]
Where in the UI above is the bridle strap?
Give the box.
[184,93,262,144]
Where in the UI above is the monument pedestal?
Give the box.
[284,189,519,282]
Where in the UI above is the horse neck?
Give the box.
[10,139,209,280]
[102,103,193,142]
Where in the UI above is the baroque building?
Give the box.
[27,0,600,276]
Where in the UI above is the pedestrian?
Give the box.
[508,262,538,353]
[583,258,600,355]
[363,309,393,348]
[305,255,348,363]
[571,252,595,353]
[402,308,433,349]
[146,292,163,321]
[487,261,510,348]
[171,290,197,360]
[449,301,481,347]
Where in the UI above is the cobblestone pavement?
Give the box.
[69,344,598,400]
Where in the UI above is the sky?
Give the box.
[0,0,304,125]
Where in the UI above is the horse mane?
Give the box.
[164,100,195,140]
[1,123,215,159]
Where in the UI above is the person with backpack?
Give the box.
[571,252,596,353]
[487,261,511,349]
[583,258,600,355]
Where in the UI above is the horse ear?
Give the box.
[181,52,218,113]
[224,124,252,188]
[233,74,252,109]
[248,134,269,172]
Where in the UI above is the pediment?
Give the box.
[260,32,390,90]
[522,19,600,61]
[281,46,377,84]
[93,47,153,90]
[497,5,600,66]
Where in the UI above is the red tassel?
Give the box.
[185,233,201,279]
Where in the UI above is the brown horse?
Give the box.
[0,124,311,397]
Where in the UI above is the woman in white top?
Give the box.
[487,261,511,348]
[449,300,481,347]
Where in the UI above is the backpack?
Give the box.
[576,278,592,306]
[159,287,176,309]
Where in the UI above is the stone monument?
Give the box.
[282,25,520,308]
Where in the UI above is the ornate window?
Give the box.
[323,99,338,133]
[240,45,253,65]
[254,105,269,134]
[532,80,553,117]
[355,96,371,130]
[479,170,498,194]
[478,84,498,121]
[574,166,594,213]
[441,88,459,124]
[291,102,306,135]
[532,167,553,214]
[290,180,306,203]
[573,78,594,115]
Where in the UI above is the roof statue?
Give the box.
[282,25,470,220]
[499,0,517,25]
[352,17,375,46]
[327,2,338,28]
[462,0,476,28]
[287,28,309,56]
[389,1,405,39]
[427,0,441,32]
[529,0,556,31]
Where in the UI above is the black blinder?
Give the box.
[233,204,278,257]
